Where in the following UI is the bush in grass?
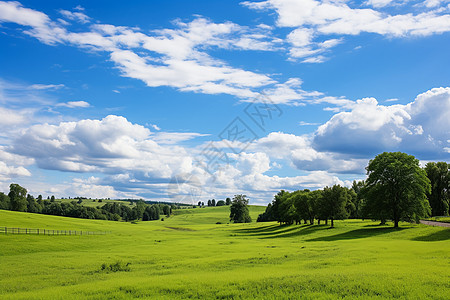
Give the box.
[100,261,131,273]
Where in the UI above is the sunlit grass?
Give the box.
[425,216,450,223]
[0,207,449,299]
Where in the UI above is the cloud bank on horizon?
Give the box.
[0,0,449,204]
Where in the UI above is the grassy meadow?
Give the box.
[0,206,449,299]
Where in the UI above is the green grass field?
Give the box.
[425,216,450,223]
[0,206,449,299]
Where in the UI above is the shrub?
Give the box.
[100,261,131,273]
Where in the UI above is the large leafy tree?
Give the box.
[8,183,28,212]
[424,162,449,216]
[363,152,431,227]
[229,194,252,223]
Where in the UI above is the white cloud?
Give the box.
[385,98,399,102]
[152,132,209,145]
[59,9,90,24]
[0,161,30,177]
[0,146,32,185]
[314,87,450,158]
[0,2,351,106]
[365,0,396,8]
[56,100,90,108]
[0,106,27,126]
[243,0,450,61]
[29,83,64,90]
[423,0,450,8]
[0,2,366,107]
[250,132,367,174]
[0,2,280,99]
[299,121,320,126]
[5,114,362,203]
[148,124,160,131]
[10,115,195,179]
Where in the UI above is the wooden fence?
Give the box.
[0,226,110,236]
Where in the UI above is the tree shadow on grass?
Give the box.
[412,229,450,241]
[306,227,408,242]
[234,223,327,238]
[236,224,303,237]
[260,224,330,239]
[234,224,282,234]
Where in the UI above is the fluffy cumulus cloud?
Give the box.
[243,0,450,62]
[6,88,446,201]
[0,146,32,190]
[250,132,367,173]
[11,115,193,176]
[4,113,355,202]
[4,87,447,202]
[314,87,450,159]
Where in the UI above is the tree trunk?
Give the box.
[325,219,328,225]
[394,218,399,228]
[331,218,334,227]
[318,219,321,225]
[310,218,314,225]
[393,205,399,228]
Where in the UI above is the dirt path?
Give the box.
[419,220,450,227]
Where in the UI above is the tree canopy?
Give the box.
[363,152,431,227]
[424,162,449,216]
[229,194,252,223]
[9,183,28,212]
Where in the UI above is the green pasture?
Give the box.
[0,206,449,299]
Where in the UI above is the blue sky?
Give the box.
[0,0,449,204]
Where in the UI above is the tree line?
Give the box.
[258,152,449,227]
[195,198,232,208]
[0,184,173,222]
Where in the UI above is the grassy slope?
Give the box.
[0,207,449,300]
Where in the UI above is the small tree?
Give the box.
[216,200,226,206]
[229,194,252,223]
[363,152,431,227]
[211,199,216,207]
